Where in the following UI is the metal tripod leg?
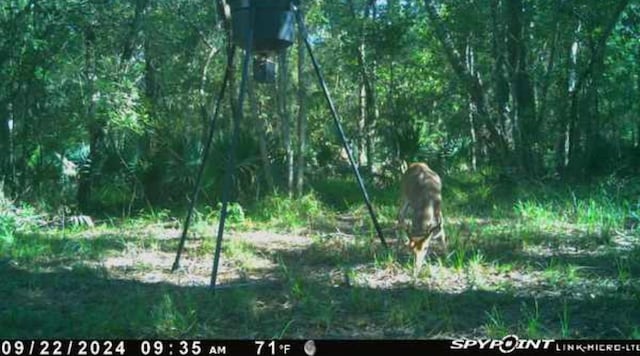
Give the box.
[293,5,387,248]
[172,47,236,272]
[210,8,255,290]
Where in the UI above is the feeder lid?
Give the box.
[229,0,295,53]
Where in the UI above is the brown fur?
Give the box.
[397,162,445,273]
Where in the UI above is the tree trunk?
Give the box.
[278,51,294,197]
[121,0,150,65]
[506,0,538,176]
[424,0,507,165]
[348,0,377,174]
[566,30,581,177]
[582,1,628,173]
[490,0,511,151]
[0,104,9,183]
[359,84,366,166]
[565,0,628,177]
[295,11,307,197]
[367,2,378,176]
[217,0,236,130]
[78,26,100,212]
[465,37,478,171]
[0,101,14,192]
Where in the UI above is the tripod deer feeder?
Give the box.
[172,0,387,290]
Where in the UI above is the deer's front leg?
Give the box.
[397,199,410,231]
[433,199,447,252]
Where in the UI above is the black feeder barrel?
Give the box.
[254,56,276,83]
[229,0,295,53]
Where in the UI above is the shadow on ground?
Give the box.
[1,258,638,339]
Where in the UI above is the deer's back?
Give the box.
[401,163,441,210]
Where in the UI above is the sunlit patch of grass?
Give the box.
[132,261,155,272]
[466,250,486,287]
[451,248,467,271]
[514,200,557,226]
[511,190,626,242]
[133,208,175,225]
[541,259,582,286]
[373,248,400,271]
[495,262,515,274]
[6,232,126,264]
[252,193,328,230]
[221,238,264,271]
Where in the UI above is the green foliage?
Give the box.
[252,193,325,228]
[223,202,246,224]
[0,213,15,251]
[1,0,638,213]
[484,306,509,338]
[310,178,363,211]
[559,300,571,338]
[150,293,196,338]
[521,300,543,339]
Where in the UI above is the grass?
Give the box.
[1,173,640,339]
[560,300,571,338]
[521,300,543,339]
[484,306,509,338]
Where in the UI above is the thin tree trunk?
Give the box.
[359,84,366,166]
[78,26,99,212]
[566,27,580,176]
[217,0,236,129]
[466,37,478,171]
[121,0,150,65]
[367,1,378,175]
[506,0,538,176]
[556,21,580,176]
[490,0,511,151]
[0,101,15,192]
[296,23,307,196]
[348,0,377,174]
[278,51,294,197]
[637,49,640,153]
[0,103,9,186]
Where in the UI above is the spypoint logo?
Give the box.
[450,335,554,353]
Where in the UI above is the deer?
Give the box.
[397,162,445,274]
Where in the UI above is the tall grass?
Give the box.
[251,193,326,229]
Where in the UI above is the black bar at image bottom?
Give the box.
[1,339,640,356]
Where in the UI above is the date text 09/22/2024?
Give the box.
[0,340,233,356]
